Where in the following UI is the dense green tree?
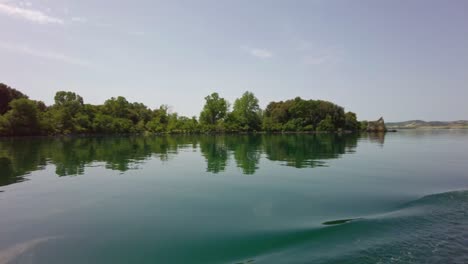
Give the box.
[50,91,86,134]
[54,91,83,107]
[263,97,347,132]
[199,93,229,126]
[0,83,28,115]
[168,115,200,133]
[182,116,200,132]
[103,96,130,119]
[92,113,114,133]
[1,98,41,135]
[316,115,335,131]
[345,112,359,131]
[166,113,180,132]
[264,100,293,124]
[129,102,152,127]
[146,105,170,133]
[231,91,261,131]
[99,96,152,133]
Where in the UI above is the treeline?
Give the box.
[0,83,364,136]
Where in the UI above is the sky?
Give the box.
[0,0,467,122]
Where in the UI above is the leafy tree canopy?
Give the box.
[0,83,28,115]
[232,91,261,131]
[199,93,229,126]
[0,84,362,136]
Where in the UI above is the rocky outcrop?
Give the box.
[367,117,387,132]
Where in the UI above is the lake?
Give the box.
[0,131,467,264]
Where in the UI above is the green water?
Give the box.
[0,131,467,263]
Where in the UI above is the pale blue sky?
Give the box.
[0,0,467,121]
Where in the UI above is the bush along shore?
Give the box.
[0,83,383,136]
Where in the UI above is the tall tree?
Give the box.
[54,91,84,107]
[232,91,261,131]
[103,96,130,119]
[51,91,85,133]
[199,93,228,125]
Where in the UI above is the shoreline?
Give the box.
[0,130,386,139]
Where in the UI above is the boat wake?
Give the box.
[1,191,467,264]
[0,236,59,264]
[232,190,468,264]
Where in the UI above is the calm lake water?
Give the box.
[1,131,468,264]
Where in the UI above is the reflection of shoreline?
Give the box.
[261,134,359,169]
[0,134,383,185]
[363,132,386,145]
[389,127,468,130]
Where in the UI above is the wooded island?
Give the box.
[0,83,374,136]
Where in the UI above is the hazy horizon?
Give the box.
[1,0,467,122]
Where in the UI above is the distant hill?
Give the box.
[386,120,468,129]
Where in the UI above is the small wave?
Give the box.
[322,218,360,226]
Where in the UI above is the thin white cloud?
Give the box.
[0,41,90,67]
[303,55,332,65]
[71,16,87,23]
[0,2,63,24]
[290,38,343,65]
[302,46,342,66]
[18,1,32,7]
[242,46,273,59]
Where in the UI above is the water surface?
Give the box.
[0,131,467,263]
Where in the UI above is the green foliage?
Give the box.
[345,112,359,131]
[0,83,28,115]
[262,116,282,132]
[146,119,165,133]
[316,115,335,131]
[103,96,130,119]
[199,93,228,126]
[360,121,368,131]
[92,113,114,133]
[0,83,362,136]
[0,115,8,135]
[54,91,83,106]
[1,98,41,136]
[303,124,314,131]
[283,119,302,131]
[231,91,261,131]
[50,91,86,134]
[146,105,169,133]
[263,97,348,132]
